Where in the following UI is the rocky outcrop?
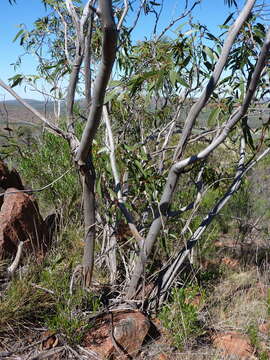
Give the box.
[0,187,48,259]
[84,310,151,359]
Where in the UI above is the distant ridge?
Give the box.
[0,99,59,125]
[1,99,65,112]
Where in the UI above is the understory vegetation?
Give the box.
[1,116,270,357]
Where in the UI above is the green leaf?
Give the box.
[203,46,215,61]
[96,176,102,198]
[204,61,213,71]
[13,29,24,42]
[223,13,234,26]
[207,107,220,126]
[134,160,146,176]
[175,22,187,32]
[182,56,191,68]
[169,70,177,87]
[109,80,122,87]
[9,74,24,87]
[239,79,245,102]
[178,77,189,88]
[104,90,117,104]
[108,187,116,200]
[242,117,255,151]
[206,32,219,42]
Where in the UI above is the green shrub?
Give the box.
[159,285,204,349]
[17,132,80,212]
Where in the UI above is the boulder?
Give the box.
[212,331,255,359]
[0,188,48,259]
[84,310,151,359]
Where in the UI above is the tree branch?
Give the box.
[173,0,256,161]
[74,0,118,288]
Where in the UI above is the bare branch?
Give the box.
[65,0,80,41]
[117,0,129,31]
[127,0,147,36]
[156,0,201,41]
[84,5,95,108]
[80,0,94,35]
[174,0,256,160]
[0,167,73,197]
[55,8,72,65]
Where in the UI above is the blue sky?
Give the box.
[0,0,46,99]
[0,0,245,100]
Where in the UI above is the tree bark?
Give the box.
[75,0,118,288]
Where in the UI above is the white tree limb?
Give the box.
[174,0,256,160]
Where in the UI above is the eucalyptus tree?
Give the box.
[1,0,270,309]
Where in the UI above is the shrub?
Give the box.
[159,285,204,349]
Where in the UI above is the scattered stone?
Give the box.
[259,321,270,334]
[0,187,48,259]
[221,257,239,268]
[212,331,254,359]
[84,310,151,359]
[155,353,168,360]
[40,330,59,350]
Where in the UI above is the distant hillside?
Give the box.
[0,99,65,126]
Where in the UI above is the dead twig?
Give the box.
[28,346,65,360]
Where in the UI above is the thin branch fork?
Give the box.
[65,0,81,42]
[55,8,72,65]
[65,1,96,131]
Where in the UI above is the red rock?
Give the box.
[84,310,150,359]
[0,159,24,190]
[212,331,254,359]
[221,257,239,268]
[156,354,168,360]
[0,188,48,259]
